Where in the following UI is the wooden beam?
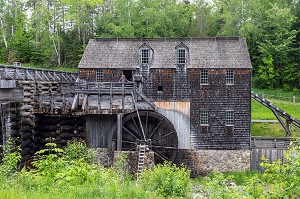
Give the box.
[117,114,123,151]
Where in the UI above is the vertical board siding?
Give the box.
[86,115,117,148]
[154,101,190,149]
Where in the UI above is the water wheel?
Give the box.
[119,111,178,163]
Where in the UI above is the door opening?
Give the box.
[123,70,134,81]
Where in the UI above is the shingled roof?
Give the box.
[78,37,252,69]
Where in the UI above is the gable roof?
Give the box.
[78,37,252,69]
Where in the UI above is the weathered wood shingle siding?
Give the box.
[189,69,251,149]
[138,68,251,149]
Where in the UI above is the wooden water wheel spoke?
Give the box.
[122,125,140,140]
[119,111,178,163]
[152,149,168,162]
[148,118,164,139]
[151,131,176,142]
[151,145,177,150]
[121,139,136,144]
[130,114,144,140]
[144,111,149,136]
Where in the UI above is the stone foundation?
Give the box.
[113,151,155,175]
[174,149,251,177]
[93,148,114,167]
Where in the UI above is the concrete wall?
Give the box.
[174,149,251,177]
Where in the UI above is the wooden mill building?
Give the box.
[77,37,252,163]
[0,37,252,174]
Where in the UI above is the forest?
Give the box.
[0,0,299,91]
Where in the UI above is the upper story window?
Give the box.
[141,49,150,64]
[200,110,209,126]
[225,110,234,126]
[139,43,153,65]
[226,69,234,85]
[96,69,103,82]
[178,49,186,64]
[176,43,188,65]
[200,69,208,85]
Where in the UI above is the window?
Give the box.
[141,49,150,64]
[139,43,152,65]
[158,86,163,92]
[225,110,234,126]
[176,42,188,65]
[200,70,208,85]
[226,69,234,85]
[96,70,103,82]
[200,110,208,125]
[178,49,186,64]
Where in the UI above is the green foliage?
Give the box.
[260,141,300,197]
[0,0,299,90]
[0,139,21,177]
[139,162,191,198]
[2,139,300,198]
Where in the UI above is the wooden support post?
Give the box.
[110,82,112,114]
[117,114,122,151]
[62,94,65,112]
[122,83,124,113]
[98,82,101,112]
[50,94,54,113]
[293,96,296,104]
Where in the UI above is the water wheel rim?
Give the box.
[121,110,178,162]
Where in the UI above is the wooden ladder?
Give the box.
[137,144,146,175]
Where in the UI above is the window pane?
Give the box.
[141,49,149,64]
[200,110,208,125]
[226,111,234,125]
[200,70,208,84]
[96,70,103,82]
[178,49,186,64]
[226,70,234,85]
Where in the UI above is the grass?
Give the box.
[193,170,259,186]
[252,99,300,120]
[251,88,300,137]
[253,87,300,102]
[0,62,78,73]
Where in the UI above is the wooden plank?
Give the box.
[117,114,122,151]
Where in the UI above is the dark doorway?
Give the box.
[123,70,133,81]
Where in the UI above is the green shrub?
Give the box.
[0,139,21,176]
[139,162,191,198]
[260,140,300,198]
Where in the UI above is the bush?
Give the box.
[0,139,21,176]
[139,162,191,198]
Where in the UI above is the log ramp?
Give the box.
[0,65,79,165]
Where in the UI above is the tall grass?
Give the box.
[0,140,191,199]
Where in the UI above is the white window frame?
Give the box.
[177,48,186,64]
[200,69,209,85]
[225,110,234,126]
[200,110,209,126]
[96,69,103,82]
[141,48,150,64]
[226,69,234,85]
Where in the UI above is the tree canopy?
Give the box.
[0,0,299,90]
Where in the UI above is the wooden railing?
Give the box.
[251,136,297,149]
[74,82,137,95]
[0,65,78,82]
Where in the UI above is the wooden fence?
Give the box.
[250,136,297,171]
[259,93,298,103]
